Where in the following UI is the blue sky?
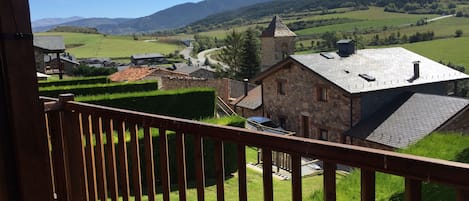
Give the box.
[29,0,201,21]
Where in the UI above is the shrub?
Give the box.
[77,88,215,120]
[39,80,158,98]
[38,76,109,87]
[455,29,463,37]
[72,65,117,77]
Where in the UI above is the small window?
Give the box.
[277,80,286,95]
[279,116,287,129]
[319,129,328,141]
[317,87,328,102]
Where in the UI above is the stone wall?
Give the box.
[260,37,295,72]
[439,107,469,134]
[34,48,45,73]
[158,76,230,102]
[349,137,394,151]
[261,62,361,143]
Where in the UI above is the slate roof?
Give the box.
[345,93,469,148]
[174,64,215,74]
[260,15,297,38]
[131,53,165,60]
[288,47,469,94]
[233,85,262,110]
[33,36,65,52]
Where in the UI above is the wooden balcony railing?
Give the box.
[42,94,469,201]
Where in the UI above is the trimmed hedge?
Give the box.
[39,80,158,98]
[77,88,215,120]
[38,76,109,87]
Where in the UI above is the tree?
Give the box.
[238,28,261,80]
[218,30,244,79]
[455,29,463,37]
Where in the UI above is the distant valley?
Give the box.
[32,0,273,34]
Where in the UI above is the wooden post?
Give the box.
[405,178,421,201]
[291,154,302,201]
[262,148,273,201]
[323,161,336,201]
[361,169,375,201]
[457,189,469,201]
[61,94,90,201]
[0,0,54,199]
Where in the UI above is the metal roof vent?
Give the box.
[359,73,376,82]
[320,52,334,59]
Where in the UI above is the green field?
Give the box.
[36,32,183,59]
[402,36,469,71]
[295,7,438,36]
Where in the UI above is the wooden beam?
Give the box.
[262,149,273,201]
[291,154,302,201]
[0,0,54,200]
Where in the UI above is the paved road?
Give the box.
[427,14,454,22]
[180,45,229,69]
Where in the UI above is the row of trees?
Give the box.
[217,28,261,80]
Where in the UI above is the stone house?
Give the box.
[254,42,469,149]
[33,36,65,73]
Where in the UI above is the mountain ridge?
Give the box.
[33,0,273,34]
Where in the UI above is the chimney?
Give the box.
[337,39,355,57]
[413,61,420,79]
[243,78,249,96]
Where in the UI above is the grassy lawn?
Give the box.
[36,32,184,59]
[309,133,469,201]
[118,147,324,201]
[401,36,469,71]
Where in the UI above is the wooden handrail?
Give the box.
[42,96,469,201]
[61,100,469,189]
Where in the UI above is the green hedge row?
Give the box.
[38,76,109,87]
[39,80,158,98]
[77,88,215,120]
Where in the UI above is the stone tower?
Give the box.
[260,15,297,72]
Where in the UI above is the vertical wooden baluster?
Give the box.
[323,161,336,201]
[117,120,130,201]
[63,106,89,201]
[262,148,273,201]
[48,110,70,201]
[159,129,171,201]
[143,126,156,201]
[405,178,421,201]
[194,134,205,201]
[457,189,469,201]
[92,116,108,201]
[176,132,187,201]
[361,169,375,201]
[82,113,98,201]
[103,118,118,201]
[237,145,247,201]
[130,123,142,201]
[215,140,225,201]
[291,154,302,201]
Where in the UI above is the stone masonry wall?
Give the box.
[439,107,469,134]
[260,37,295,72]
[262,62,361,143]
[158,76,230,102]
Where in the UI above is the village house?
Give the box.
[130,53,167,65]
[254,41,469,150]
[44,53,80,75]
[33,35,65,73]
